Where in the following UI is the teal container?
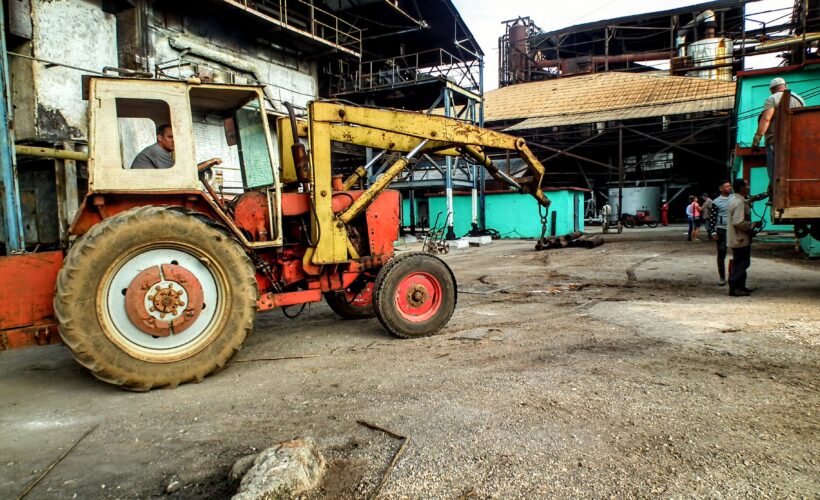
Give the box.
[402,189,586,238]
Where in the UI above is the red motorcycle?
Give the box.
[621,210,658,228]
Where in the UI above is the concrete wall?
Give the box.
[13,0,118,141]
[402,190,586,238]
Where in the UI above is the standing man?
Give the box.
[701,193,713,236]
[751,77,805,187]
[727,178,763,297]
[601,202,612,233]
[708,181,732,286]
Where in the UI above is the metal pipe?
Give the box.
[534,51,670,68]
[0,3,23,254]
[462,145,522,190]
[748,33,820,53]
[15,145,89,162]
[338,139,429,224]
[343,143,387,190]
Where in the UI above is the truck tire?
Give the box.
[324,281,375,319]
[54,206,257,390]
[372,252,457,339]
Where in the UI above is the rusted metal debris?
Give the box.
[16,425,98,500]
[535,231,604,251]
[356,420,409,500]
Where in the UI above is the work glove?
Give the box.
[751,133,763,153]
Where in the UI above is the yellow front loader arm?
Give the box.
[287,101,552,264]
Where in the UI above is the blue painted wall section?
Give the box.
[402,190,586,238]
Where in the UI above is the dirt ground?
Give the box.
[1,225,818,499]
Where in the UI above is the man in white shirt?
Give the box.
[751,77,805,189]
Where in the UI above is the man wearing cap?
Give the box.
[751,77,805,188]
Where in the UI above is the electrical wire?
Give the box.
[282,303,306,319]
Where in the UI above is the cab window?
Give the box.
[115,98,175,169]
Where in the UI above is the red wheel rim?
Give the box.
[395,272,443,322]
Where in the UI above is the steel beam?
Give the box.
[528,141,617,171]
[624,126,726,166]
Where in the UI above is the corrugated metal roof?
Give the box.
[485,72,736,130]
[507,96,735,130]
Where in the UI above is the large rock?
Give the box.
[233,438,326,500]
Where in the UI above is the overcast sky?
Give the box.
[450,0,793,90]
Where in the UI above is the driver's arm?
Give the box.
[752,107,775,148]
[197,157,222,173]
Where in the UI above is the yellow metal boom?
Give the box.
[281,102,551,264]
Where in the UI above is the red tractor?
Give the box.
[2,77,551,390]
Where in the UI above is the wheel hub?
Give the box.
[148,284,186,317]
[406,285,429,307]
[395,271,443,323]
[124,264,205,337]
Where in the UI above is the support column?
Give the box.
[478,57,487,230]
[444,88,456,240]
[0,4,23,254]
[409,189,416,236]
[471,164,478,229]
[618,125,624,219]
[468,99,478,233]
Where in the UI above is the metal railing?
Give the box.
[226,0,362,56]
[332,48,481,94]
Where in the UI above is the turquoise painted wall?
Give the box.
[402,190,585,238]
[735,65,820,147]
[735,65,820,256]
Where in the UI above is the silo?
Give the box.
[508,23,528,83]
[607,187,661,220]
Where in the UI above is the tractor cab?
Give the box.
[85,76,283,245]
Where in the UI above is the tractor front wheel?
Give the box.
[54,206,257,390]
[373,252,457,339]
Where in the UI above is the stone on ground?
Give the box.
[233,438,325,500]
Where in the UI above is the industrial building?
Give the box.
[488,0,819,223]
[0,2,818,498]
[2,0,483,250]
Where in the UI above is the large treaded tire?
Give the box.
[372,251,457,339]
[54,206,257,391]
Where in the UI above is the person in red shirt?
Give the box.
[690,196,702,241]
[660,200,669,226]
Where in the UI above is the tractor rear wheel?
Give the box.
[324,281,375,319]
[54,206,257,390]
[373,252,457,339]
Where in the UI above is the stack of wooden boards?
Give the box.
[535,231,604,251]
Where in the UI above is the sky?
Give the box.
[450,0,793,90]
